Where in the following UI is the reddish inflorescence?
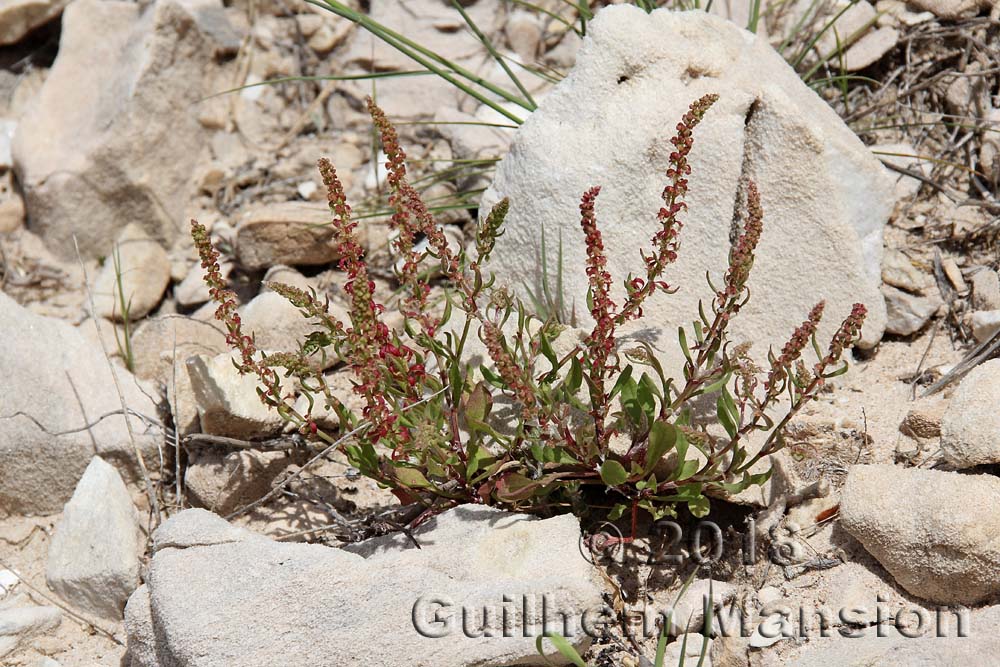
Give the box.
[766,300,825,393]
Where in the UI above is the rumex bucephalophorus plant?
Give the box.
[192,94,866,528]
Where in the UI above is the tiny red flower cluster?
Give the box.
[766,300,825,392]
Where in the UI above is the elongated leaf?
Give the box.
[645,420,677,474]
[600,459,628,486]
[716,393,738,439]
[395,467,432,488]
[535,634,588,667]
[609,364,634,398]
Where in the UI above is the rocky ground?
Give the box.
[1,0,999,666]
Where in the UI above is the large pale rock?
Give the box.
[940,359,1000,468]
[92,224,172,321]
[0,604,62,659]
[774,606,1000,667]
[130,315,229,384]
[840,464,1000,605]
[125,506,604,666]
[0,292,159,514]
[46,457,143,620]
[12,0,230,259]
[238,289,346,360]
[185,352,285,438]
[0,0,70,46]
[481,7,891,372]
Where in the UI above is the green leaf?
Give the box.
[716,393,738,439]
[449,358,463,407]
[711,473,753,495]
[480,364,506,389]
[644,421,677,474]
[700,370,733,396]
[637,372,659,420]
[394,467,432,489]
[600,460,628,486]
[667,428,691,481]
[609,364,633,399]
[465,442,494,479]
[608,502,628,521]
[539,327,559,370]
[464,380,493,428]
[678,326,693,366]
[535,634,588,667]
[687,495,710,518]
[675,459,700,481]
[565,356,583,395]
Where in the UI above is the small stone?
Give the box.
[46,457,143,620]
[880,249,925,292]
[816,1,877,59]
[305,13,353,54]
[907,0,992,20]
[971,268,1000,311]
[653,579,736,636]
[505,9,543,63]
[663,634,713,665]
[709,634,749,667]
[296,180,318,200]
[0,0,70,46]
[236,203,355,270]
[899,405,943,439]
[151,508,255,552]
[941,359,1000,468]
[174,259,233,308]
[197,163,225,193]
[186,352,287,438]
[840,463,1000,605]
[0,119,15,168]
[883,284,940,335]
[0,191,25,234]
[971,309,1000,342]
[980,107,1000,182]
[748,613,788,648]
[295,13,322,37]
[0,605,62,659]
[93,223,171,321]
[844,27,898,71]
[0,571,18,598]
[185,449,292,515]
[262,265,312,292]
[941,256,968,293]
[873,143,930,202]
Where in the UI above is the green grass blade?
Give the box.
[313,0,529,122]
[747,0,762,33]
[511,0,583,35]
[450,0,537,109]
[201,70,444,101]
